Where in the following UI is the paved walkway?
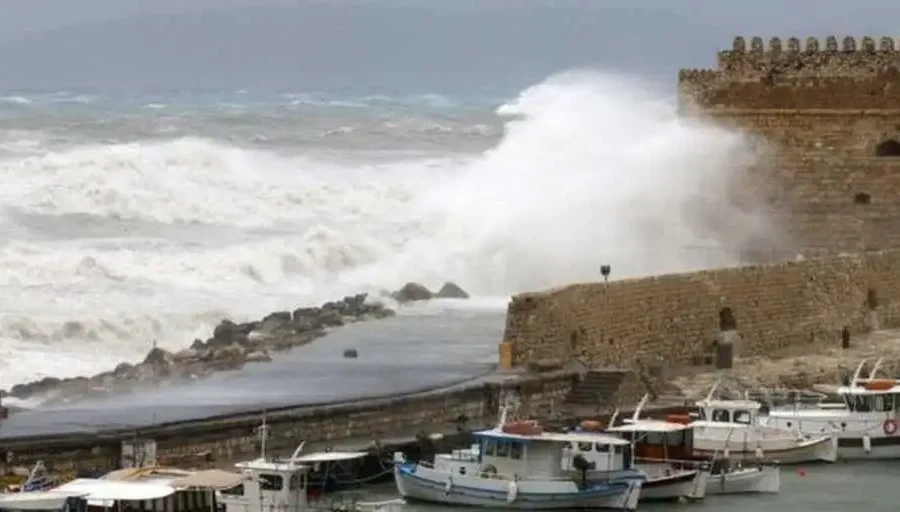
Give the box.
[0,309,503,438]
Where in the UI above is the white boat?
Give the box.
[0,419,382,512]
[760,358,900,460]
[689,383,838,464]
[392,408,644,510]
[0,491,89,511]
[605,395,778,497]
[704,464,780,495]
[592,400,709,501]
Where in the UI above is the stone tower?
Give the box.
[679,36,900,255]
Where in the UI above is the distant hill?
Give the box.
[0,4,727,93]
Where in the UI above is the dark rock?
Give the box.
[391,282,433,302]
[246,350,272,363]
[292,307,320,322]
[318,309,344,327]
[259,311,291,332]
[212,320,239,344]
[435,282,470,299]
[113,362,134,378]
[343,348,359,358]
[143,347,174,367]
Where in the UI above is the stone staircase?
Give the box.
[560,370,630,417]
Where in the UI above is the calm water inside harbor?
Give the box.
[350,461,899,511]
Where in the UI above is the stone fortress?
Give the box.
[501,36,900,385]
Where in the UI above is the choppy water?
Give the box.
[0,71,784,407]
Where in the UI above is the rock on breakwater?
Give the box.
[5,293,396,407]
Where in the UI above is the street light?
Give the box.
[600,264,611,283]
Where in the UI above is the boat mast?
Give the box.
[258,410,269,461]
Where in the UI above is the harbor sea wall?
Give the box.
[0,371,575,474]
[501,250,900,371]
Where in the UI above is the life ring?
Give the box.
[883,419,898,435]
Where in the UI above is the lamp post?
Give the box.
[600,265,611,283]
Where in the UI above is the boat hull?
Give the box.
[834,442,900,460]
[638,469,709,501]
[693,434,837,464]
[704,466,780,495]
[763,411,900,460]
[394,464,642,511]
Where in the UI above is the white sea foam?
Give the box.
[0,70,780,386]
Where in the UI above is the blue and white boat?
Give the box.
[392,410,643,511]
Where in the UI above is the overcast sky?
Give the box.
[0,0,896,94]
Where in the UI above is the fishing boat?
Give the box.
[392,407,644,510]
[603,395,778,497]
[689,383,838,464]
[760,358,900,460]
[703,461,780,495]
[597,412,710,501]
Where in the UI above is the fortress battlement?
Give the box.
[679,36,900,110]
[681,36,900,82]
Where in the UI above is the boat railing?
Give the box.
[633,457,710,470]
[743,388,831,408]
[308,493,405,512]
[411,460,571,482]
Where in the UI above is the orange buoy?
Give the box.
[864,379,896,391]
[883,419,898,435]
[666,414,692,425]
[501,420,543,435]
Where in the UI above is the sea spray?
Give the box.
[0,71,784,386]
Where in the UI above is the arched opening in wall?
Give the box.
[718,307,737,331]
[875,139,900,157]
[867,288,879,310]
[854,193,872,205]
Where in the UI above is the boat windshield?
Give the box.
[844,393,899,412]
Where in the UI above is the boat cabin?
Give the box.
[218,458,311,512]
[470,427,633,480]
[694,399,761,427]
[836,379,900,414]
[604,419,694,462]
[50,471,241,512]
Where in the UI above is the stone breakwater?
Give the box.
[5,293,396,407]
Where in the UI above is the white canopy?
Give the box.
[0,491,88,510]
[55,478,175,504]
[291,451,368,463]
[607,420,690,433]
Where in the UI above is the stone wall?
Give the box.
[678,37,900,257]
[704,110,900,254]
[680,36,900,109]
[0,372,576,474]
[502,250,900,370]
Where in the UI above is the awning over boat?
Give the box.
[291,451,368,463]
[475,429,631,446]
[0,491,87,510]
[607,420,691,433]
[55,478,175,501]
[171,470,244,490]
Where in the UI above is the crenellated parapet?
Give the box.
[716,36,900,79]
[679,36,900,109]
